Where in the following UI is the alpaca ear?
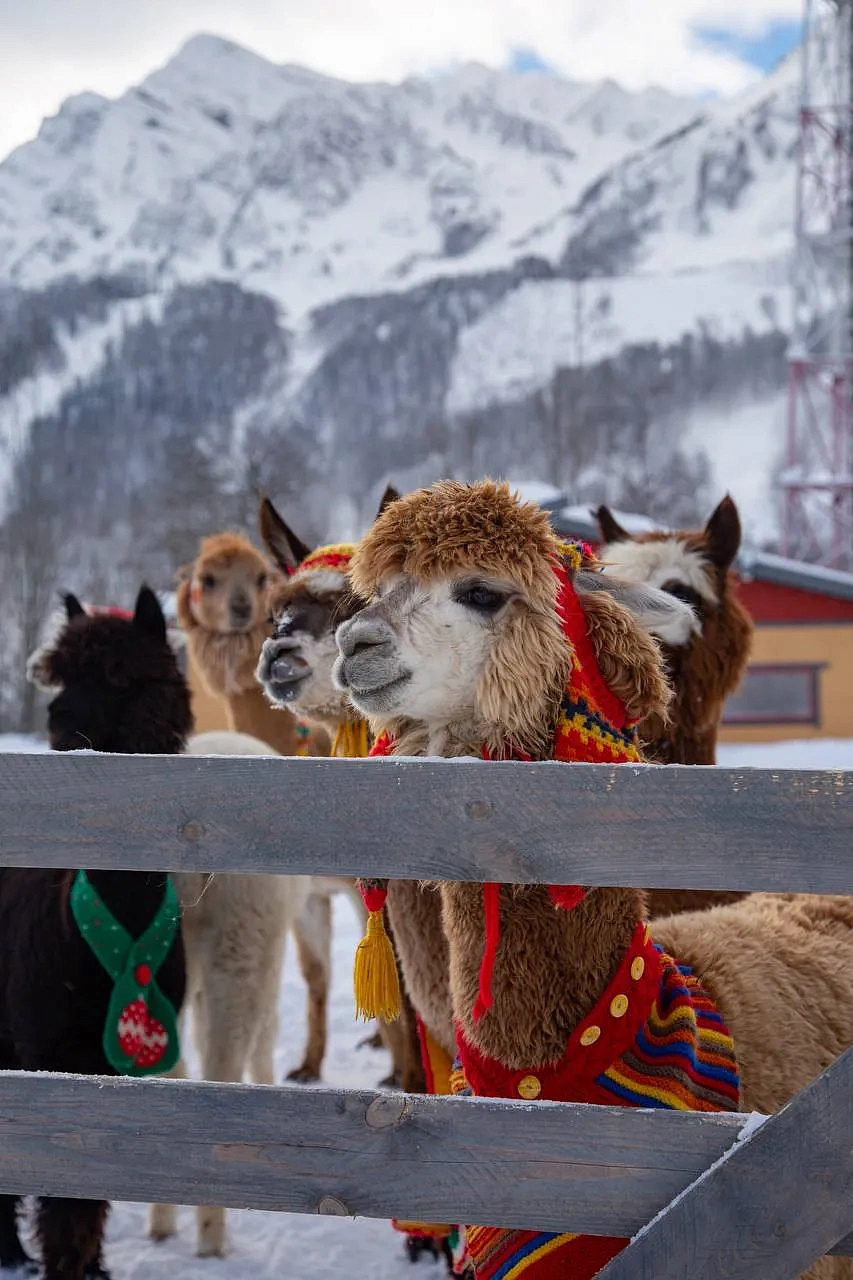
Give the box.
[579,592,672,724]
[576,572,699,647]
[704,495,741,571]
[258,495,313,574]
[594,505,632,545]
[377,484,400,518]
[133,586,167,642]
[63,592,86,620]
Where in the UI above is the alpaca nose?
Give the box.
[230,594,252,626]
[261,636,309,685]
[336,615,395,659]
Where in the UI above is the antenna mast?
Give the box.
[783,0,853,566]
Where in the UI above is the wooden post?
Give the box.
[597,1046,853,1280]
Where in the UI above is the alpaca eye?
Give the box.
[661,580,702,610]
[456,585,505,613]
[275,612,294,637]
[257,573,268,590]
[201,574,216,590]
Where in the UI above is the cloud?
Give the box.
[0,0,803,161]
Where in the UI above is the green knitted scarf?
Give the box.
[69,869,181,1076]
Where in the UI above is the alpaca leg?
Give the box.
[37,1197,109,1280]
[246,910,290,1087]
[288,892,331,1083]
[0,1044,35,1274]
[148,1054,188,1243]
[0,1195,35,1274]
[194,979,254,1258]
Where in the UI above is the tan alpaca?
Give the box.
[597,497,754,918]
[175,531,346,1085]
[255,490,429,1091]
[334,479,853,1280]
[150,728,314,1258]
[176,530,330,755]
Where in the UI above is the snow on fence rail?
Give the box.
[1,752,853,1279]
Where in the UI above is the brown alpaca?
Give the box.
[335,480,853,1280]
[252,492,420,1091]
[176,530,330,756]
[597,497,754,918]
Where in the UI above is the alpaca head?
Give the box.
[334,481,691,757]
[175,531,282,698]
[595,496,754,752]
[30,587,192,754]
[257,487,400,728]
[177,532,274,636]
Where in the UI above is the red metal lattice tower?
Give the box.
[783,0,853,567]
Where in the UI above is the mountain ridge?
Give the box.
[0,35,802,728]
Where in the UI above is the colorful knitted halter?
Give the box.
[287,544,355,579]
[70,870,181,1076]
[353,541,644,1024]
[451,927,739,1279]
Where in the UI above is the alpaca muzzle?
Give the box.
[333,614,410,709]
[257,636,311,703]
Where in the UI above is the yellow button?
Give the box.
[610,994,629,1018]
[580,1025,601,1047]
[517,1075,541,1100]
[631,957,645,981]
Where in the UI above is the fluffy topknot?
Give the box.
[350,480,562,608]
[188,531,269,573]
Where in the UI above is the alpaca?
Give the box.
[596,496,754,918]
[29,599,322,1257]
[257,490,457,1266]
[334,480,853,1280]
[177,531,363,1086]
[2,589,189,1280]
[176,530,330,756]
[255,490,424,1095]
[148,729,314,1260]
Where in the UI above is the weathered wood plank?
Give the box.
[0,1071,749,1236]
[1,753,853,891]
[597,1047,853,1280]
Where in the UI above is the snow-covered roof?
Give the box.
[509,481,567,510]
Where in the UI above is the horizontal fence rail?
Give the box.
[2,752,853,891]
[0,1071,751,1235]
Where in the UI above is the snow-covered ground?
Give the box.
[1,730,851,1278]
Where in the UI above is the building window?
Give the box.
[723,664,822,727]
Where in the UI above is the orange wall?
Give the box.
[719,623,853,742]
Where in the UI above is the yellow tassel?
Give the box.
[332,719,370,759]
[353,910,401,1022]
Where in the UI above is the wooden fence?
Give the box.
[2,751,853,1279]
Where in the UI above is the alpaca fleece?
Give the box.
[1,596,188,1280]
[349,480,853,1280]
[599,502,754,919]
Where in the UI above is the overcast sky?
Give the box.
[0,0,802,161]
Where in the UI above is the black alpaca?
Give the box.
[0,588,190,1280]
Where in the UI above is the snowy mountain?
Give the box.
[0,35,801,729]
[0,36,706,301]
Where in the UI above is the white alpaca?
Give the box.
[149,729,314,1258]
